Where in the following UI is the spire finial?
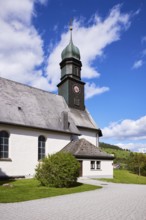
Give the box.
[69,18,73,42]
[61,18,80,60]
[69,18,73,31]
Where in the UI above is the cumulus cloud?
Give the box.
[85,83,109,99]
[0,0,33,24]
[0,0,47,85]
[46,5,131,95]
[0,2,131,99]
[116,142,146,153]
[132,59,143,69]
[102,116,146,140]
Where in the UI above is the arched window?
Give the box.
[38,135,46,160]
[0,131,9,159]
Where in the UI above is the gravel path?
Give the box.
[0,178,146,220]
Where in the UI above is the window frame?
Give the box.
[90,160,101,170]
[91,161,95,170]
[0,131,9,159]
[74,66,79,77]
[38,135,46,161]
[74,98,80,106]
[96,161,101,170]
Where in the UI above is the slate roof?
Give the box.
[0,77,100,135]
[69,108,98,130]
[61,138,114,160]
[0,77,79,134]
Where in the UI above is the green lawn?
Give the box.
[0,178,101,203]
[99,169,146,184]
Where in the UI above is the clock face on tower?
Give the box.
[73,85,80,93]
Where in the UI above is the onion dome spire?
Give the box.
[61,21,80,61]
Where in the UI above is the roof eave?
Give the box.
[0,121,81,136]
[77,126,103,137]
[74,155,114,160]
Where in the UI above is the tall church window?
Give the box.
[38,135,46,160]
[0,131,9,159]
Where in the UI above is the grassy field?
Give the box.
[99,169,146,184]
[100,142,130,168]
[0,178,101,203]
[102,148,130,160]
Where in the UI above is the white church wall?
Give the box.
[0,125,71,177]
[82,159,113,178]
[0,126,37,177]
[0,124,111,179]
[46,133,70,155]
[78,128,99,146]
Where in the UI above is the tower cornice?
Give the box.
[60,57,82,69]
[57,76,85,88]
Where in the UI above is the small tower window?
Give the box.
[74,98,80,106]
[74,67,79,76]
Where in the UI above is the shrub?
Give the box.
[35,152,80,188]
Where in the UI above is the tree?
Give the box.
[127,152,146,176]
[35,152,80,188]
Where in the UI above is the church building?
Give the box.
[0,26,113,178]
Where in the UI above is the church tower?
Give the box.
[57,25,85,110]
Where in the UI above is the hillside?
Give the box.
[99,142,130,167]
[100,142,146,176]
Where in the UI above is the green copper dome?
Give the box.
[61,28,80,61]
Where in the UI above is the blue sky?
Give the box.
[0,0,146,152]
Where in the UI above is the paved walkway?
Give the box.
[1,178,146,220]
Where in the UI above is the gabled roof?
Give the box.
[69,108,102,134]
[0,77,100,135]
[60,138,114,160]
[0,77,79,134]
